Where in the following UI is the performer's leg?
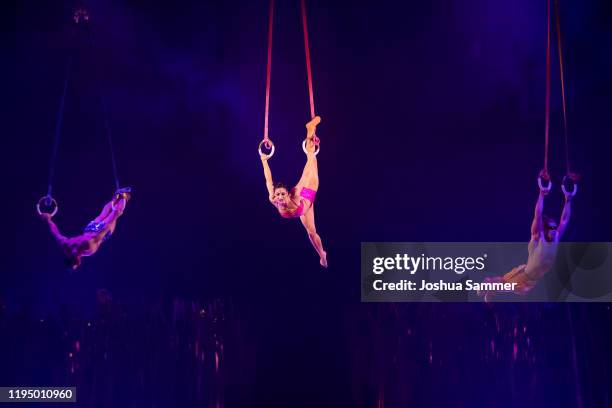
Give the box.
[300,205,327,267]
[296,116,321,190]
[98,196,128,236]
[93,202,113,223]
[297,154,319,191]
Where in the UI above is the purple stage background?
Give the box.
[2,0,612,406]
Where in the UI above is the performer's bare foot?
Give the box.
[477,276,503,303]
[306,116,321,139]
[320,251,328,268]
[112,192,130,212]
[304,116,321,153]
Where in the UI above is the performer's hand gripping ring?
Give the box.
[538,172,552,193]
[37,196,58,217]
[561,175,578,197]
[259,139,275,159]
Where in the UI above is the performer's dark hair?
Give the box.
[273,182,289,192]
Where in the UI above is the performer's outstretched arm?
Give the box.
[261,156,275,201]
[532,170,551,239]
[556,194,572,239]
[530,191,546,239]
[96,197,128,236]
[41,214,67,245]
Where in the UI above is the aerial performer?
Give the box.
[258,0,327,267]
[480,0,578,301]
[39,190,131,270]
[479,172,574,301]
[260,117,327,267]
[36,7,131,270]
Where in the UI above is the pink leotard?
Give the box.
[279,187,317,219]
[300,187,317,203]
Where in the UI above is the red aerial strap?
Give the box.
[300,0,319,145]
[264,0,319,147]
[263,0,274,148]
[543,0,551,176]
[554,0,571,175]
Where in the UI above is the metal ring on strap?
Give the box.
[538,176,552,193]
[37,196,58,217]
[302,139,320,156]
[561,175,578,197]
[258,139,275,158]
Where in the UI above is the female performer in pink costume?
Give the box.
[39,190,131,270]
[260,116,328,267]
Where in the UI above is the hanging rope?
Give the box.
[87,28,121,190]
[264,0,274,146]
[553,0,578,196]
[300,0,319,146]
[101,91,121,191]
[259,0,276,158]
[46,58,71,201]
[37,9,127,216]
[259,0,320,158]
[553,0,572,177]
[538,0,553,192]
[539,0,577,195]
[543,0,551,178]
[37,57,72,216]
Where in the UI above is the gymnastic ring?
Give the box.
[258,139,275,159]
[37,196,58,217]
[537,176,552,193]
[302,139,320,156]
[561,175,578,197]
